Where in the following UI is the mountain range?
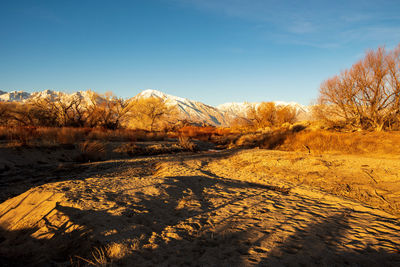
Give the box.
[0,89,310,126]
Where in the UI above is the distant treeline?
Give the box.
[0,92,177,130]
[0,89,300,131]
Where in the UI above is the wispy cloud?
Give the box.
[173,0,400,48]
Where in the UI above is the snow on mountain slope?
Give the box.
[134,89,231,126]
[0,90,31,102]
[217,102,257,118]
[0,89,97,106]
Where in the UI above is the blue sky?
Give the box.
[0,0,399,105]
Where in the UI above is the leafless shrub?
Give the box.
[232,130,289,149]
[210,133,239,147]
[178,136,197,151]
[259,131,288,149]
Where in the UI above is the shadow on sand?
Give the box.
[1,156,400,266]
[0,149,239,204]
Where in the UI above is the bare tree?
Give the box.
[276,105,297,125]
[86,91,132,129]
[247,102,297,129]
[247,102,276,128]
[128,97,177,131]
[0,102,11,125]
[318,44,400,131]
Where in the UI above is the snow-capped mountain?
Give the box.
[134,89,230,126]
[0,89,97,105]
[0,90,31,102]
[0,89,311,126]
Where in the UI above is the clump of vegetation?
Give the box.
[230,129,290,150]
[0,91,178,131]
[75,140,106,162]
[105,242,130,261]
[178,136,197,151]
[246,102,298,129]
[233,133,265,148]
[75,242,135,266]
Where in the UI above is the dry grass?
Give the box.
[75,141,106,162]
[228,127,400,155]
[176,125,232,141]
[75,242,134,266]
[115,142,184,156]
[87,128,141,142]
[56,127,85,145]
[3,127,37,146]
[2,125,400,156]
[0,127,171,147]
[280,130,400,155]
[75,247,108,266]
[230,130,287,149]
[82,128,168,142]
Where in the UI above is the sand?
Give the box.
[0,149,400,266]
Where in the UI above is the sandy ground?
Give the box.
[0,149,400,266]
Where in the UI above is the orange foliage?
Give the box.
[177,125,231,140]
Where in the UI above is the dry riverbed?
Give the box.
[1,148,400,266]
